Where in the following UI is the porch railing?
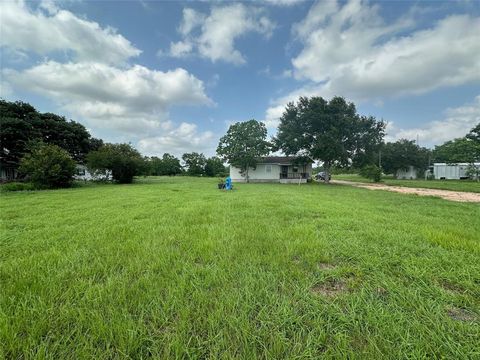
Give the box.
[280,172,309,179]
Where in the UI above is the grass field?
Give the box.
[333,173,480,193]
[1,177,479,358]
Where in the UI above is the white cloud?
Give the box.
[263,0,304,6]
[262,0,480,131]
[0,0,141,64]
[168,4,275,65]
[387,95,480,147]
[291,0,480,99]
[4,61,212,135]
[138,123,215,157]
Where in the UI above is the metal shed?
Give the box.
[433,163,480,180]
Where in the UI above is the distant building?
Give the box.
[74,165,111,181]
[433,163,480,180]
[396,166,418,180]
[0,161,18,182]
[230,156,313,183]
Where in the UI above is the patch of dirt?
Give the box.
[318,262,337,270]
[332,180,480,203]
[311,279,347,297]
[439,280,465,294]
[447,307,478,322]
[375,287,389,298]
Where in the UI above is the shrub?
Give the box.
[359,164,382,182]
[19,143,76,188]
[0,182,35,192]
[87,143,143,184]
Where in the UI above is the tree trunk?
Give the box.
[324,161,330,184]
[246,167,249,183]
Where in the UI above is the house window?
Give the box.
[266,165,272,173]
[292,166,298,173]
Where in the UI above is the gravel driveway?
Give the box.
[332,180,480,203]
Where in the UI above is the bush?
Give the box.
[87,143,143,184]
[359,164,382,182]
[0,182,35,192]
[19,143,76,188]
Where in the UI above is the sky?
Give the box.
[1,0,479,157]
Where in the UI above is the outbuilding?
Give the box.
[433,163,480,180]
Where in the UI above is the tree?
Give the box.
[182,152,206,176]
[381,139,430,176]
[274,97,385,183]
[359,164,382,182]
[18,143,76,188]
[157,153,183,176]
[87,143,144,183]
[204,157,227,177]
[466,123,480,143]
[433,138,479,163]
[216,120,271,182]
[0,100,97,173]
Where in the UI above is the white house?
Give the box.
[433,163,480,180]
[396,165,418,179]
[74,165,111,181]
[230,156,313,183]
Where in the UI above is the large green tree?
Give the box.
[182,152,207,176]
[274,97,385,183]
[0,100,101,171]
[216,120,270,182]
[381,140,431,176]
[434,137,479,163]
[87,143,144,183]
[204,157,227,177]
[19,142,76,188]
[149,153,183,176]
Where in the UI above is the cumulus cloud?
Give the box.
[263,0,480,130]
[138,123,215,157]
[168,4,275,64]
[387,95,480,147]
[291,0,480,99]
[0,1,141,64]
[4,61,212,134]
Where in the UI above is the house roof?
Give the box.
[257,156,313,165]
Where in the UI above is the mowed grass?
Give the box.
[1,177,479,359]
[334,173,480,193]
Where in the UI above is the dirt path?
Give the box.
[332,180,480,203]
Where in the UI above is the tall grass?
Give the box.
[1,177,479,358]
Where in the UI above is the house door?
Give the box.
[281,165,288,179]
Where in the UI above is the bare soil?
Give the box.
[332,180,480,203]
[311,279,347,297]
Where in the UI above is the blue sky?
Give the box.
[1,0,479,157]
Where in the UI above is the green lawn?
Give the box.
[1,177,479,358]
[334,173,480,193]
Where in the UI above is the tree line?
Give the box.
[2,97,479,188]
[0,100,226,189]
[217,96,479,182]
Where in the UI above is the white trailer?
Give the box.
[433,163,480,180]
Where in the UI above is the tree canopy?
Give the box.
[149,153,183,176]
[274,96,385,182]
[182,152,207,176]
[433,123,480,163]
[87,143,144,183]
[216,120,270,182]
[19,142,76,188]
[380,139,431,175]
[0,100,101,170]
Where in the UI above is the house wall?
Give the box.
[230,163,313,183]
[396,166,417,179]
[230,164,281,182]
